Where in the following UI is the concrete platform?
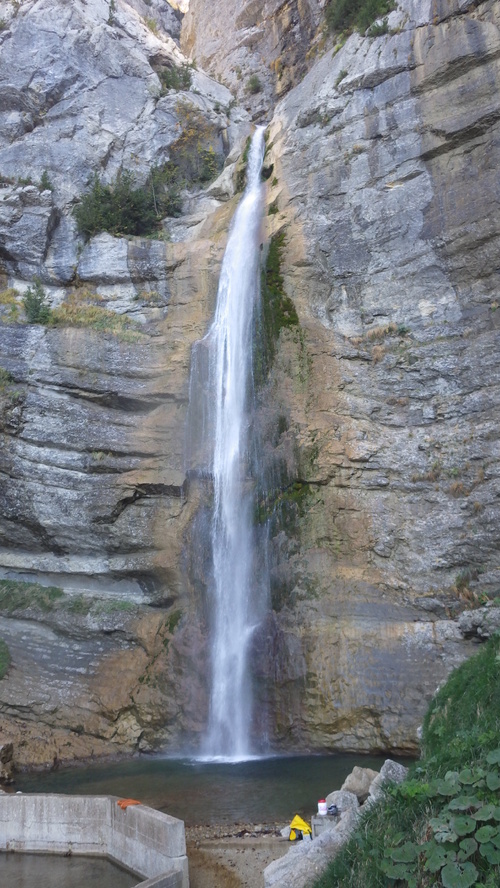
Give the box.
[0,794,188,888]
[311,814,340,839]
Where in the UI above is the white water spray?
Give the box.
[196,126,266,760]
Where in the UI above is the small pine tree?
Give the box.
[39,170,53,192]
[23,279,51,324]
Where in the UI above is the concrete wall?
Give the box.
[0,794,188,888]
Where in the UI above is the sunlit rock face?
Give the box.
[1,0,500,765]
[182,0,325,118]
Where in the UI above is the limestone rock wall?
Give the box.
[1,0,500,765]
[252,0,500,750]
[181,0,325,118]
[0,0,250,763]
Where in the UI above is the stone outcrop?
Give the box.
[0,0,499,765]
[182,0,325,117]
[251,0,500,752]
[0,0,250,764]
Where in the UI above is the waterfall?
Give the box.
[190,126,267,760]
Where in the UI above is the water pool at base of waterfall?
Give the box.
[14,753,412,826]
[0,853,138,888]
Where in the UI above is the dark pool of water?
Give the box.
[0,853,138,888]
[15,753,410,826]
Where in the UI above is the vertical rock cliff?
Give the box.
[0,0,499,764]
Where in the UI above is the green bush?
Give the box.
[314,634,500,888]
[73,171,158,238]
[74,105,221,238]
[159,64,192,92]
[326,0,394,33]
[247,74,263,94]
[23,278,51,324]
[39,170,53,191]
[0,638,10,679]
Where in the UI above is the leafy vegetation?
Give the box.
[39,170,53,191]
[314,633,500,888]
[23,278,51,324]
[73,171,159,238]
[253,231,299,388]
[326,0,395,34]
[247,74,263,94]
[0,579,64,613]
[74,103,220,238]
[0,367,13,389]
[0,638,10,679]
[0,579,138,620]
[159,64,193,92]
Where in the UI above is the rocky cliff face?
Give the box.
[251,0,500,750]
[182,0,325,118]
[0,0,499,766]
[0,0,250,764]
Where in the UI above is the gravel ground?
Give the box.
[186,823,290,888]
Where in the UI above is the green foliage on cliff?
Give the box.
[0,579,64,613]
[23,278,51,324]
[247,74,262,94]
[326,0,394,34]
[0,638,11,679]
[74,172,160,237]
[159,63,193,93]
[314,634,500,888]
[74,104,221,238]
[253,231,299,388]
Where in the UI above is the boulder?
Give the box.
[369,760,409,802]
[341,766,379,803]
[325,789,359,813]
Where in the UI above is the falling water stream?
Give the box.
[192,126,267,760]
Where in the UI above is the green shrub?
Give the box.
[73,171,158,238]
[326,0,394,33]
[247,74,263,94]
[74,105,220,238]
[0,367,13,389]
[0,638,10,679]
[39,170,53,191]
[159,64,192,92]
[367,17,389,36]
[314,634,500,888]
[145,15,158,33]
[23,278,51,324]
